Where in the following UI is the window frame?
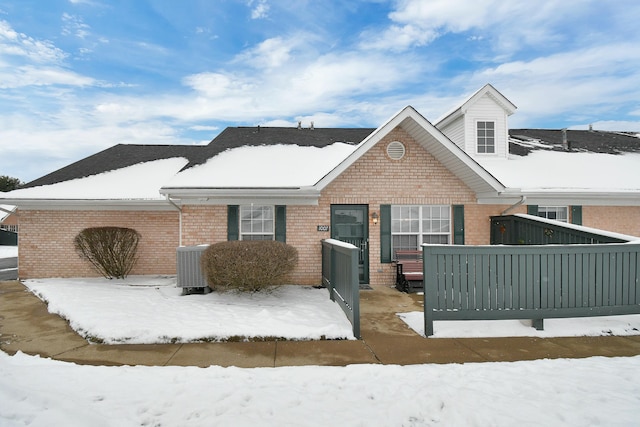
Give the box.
[537,206,569,223]
[390,205,451,254]
[239,204,275,240]
[476,120,496,154]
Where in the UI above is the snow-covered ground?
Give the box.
[0,245,17,258]
[23,277,355,343]
[20,276,640,342]
[2,276,640,426]
[2,351,639,427]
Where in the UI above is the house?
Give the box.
[2,84,639,285]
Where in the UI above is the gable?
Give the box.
[436,84,516,159]
[321,126,477,204]
[316,106,506,199]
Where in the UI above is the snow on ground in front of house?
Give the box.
[165,142,358,188]
[0,246,17,259]
[478,151,640,191]
[23,276,355,343]
[398,311,640,338]
[2,351,639,427]
[4,277,640,425]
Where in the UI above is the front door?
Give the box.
[331,204,369,284]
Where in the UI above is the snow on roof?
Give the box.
[477,151,640,192]
[164,142,359,189]
[3,158,189,200]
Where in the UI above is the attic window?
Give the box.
[477,121,495,154]
[386,141,406,160]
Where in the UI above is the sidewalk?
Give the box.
[2,279,640,367]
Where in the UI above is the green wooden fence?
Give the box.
[322,239,360,339]
[423,243,640,336]
[491,214,630,245]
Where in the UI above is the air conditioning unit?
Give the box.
[176,245,209,295]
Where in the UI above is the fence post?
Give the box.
[423,246,435,337]
[349,245,361,339]
[329,245,336,302]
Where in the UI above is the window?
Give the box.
[477,121,495,154]
[537,206,568,223]
[391,205,450,254]
[240,205,274,240]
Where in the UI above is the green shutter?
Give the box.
[527,205,539,216]
[380,204,392,263]
[571,205,582,225]
[453,205,465,245]
[275,205,286,242]
[227,205,239,241]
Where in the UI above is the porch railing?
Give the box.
[423,242,640,336]
[322,238,361,339]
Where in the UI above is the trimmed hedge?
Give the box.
[201,240,298,292]
[74,227,140,279]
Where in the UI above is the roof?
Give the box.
[435,83,517,129]
[509,129,640,156]
[23,144,205,188]
[475,129,640,205]
[21,127,375,189]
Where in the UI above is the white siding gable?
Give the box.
[464,94,509,158]
[436,84,516,160]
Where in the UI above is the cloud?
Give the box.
[234,36,296,69]
[248,0,270,19]
[61,13,91,39]
[0,65,95,88]
[0,20,67,63]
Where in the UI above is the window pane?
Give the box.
[240,205,275,239]
[392,235,419,253]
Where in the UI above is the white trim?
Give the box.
[161,187,320,206]
[0,199,177,211]
[314,106,506,196]
[435,83,517,129]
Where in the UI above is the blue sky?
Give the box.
[1,0,639,183]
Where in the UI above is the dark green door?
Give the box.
[331,204,369,284]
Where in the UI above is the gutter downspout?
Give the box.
[501,196,527,215]
[166,196,183,247]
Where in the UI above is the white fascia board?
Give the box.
[314,105,506,195]
[399,108,507,194]
[0,199,177,211]
[313,106,414,191]
[161,187,321,206]
[434,83,517,129]
[478,190,640,206]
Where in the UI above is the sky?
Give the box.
[0,0,639,183]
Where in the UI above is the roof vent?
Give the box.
[297,121,302,130]
[386,141,406,160]
[310,121,314,130]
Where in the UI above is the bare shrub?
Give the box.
[74,227,141,279]
[201,240,299,292]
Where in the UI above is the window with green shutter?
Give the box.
[228,205,286,242]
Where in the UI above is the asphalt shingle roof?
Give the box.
[22,127,375,188]
[509,129,640,156]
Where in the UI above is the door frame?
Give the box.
[330,204,369,284]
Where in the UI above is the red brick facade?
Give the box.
[14,125,640,283]
[17,210,179,278]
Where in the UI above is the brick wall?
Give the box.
[181,205,227,245]
[583,206,640,238]
[18,209,179,278]
[288,127,482,286]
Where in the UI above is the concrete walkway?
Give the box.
[2,280,640,367]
